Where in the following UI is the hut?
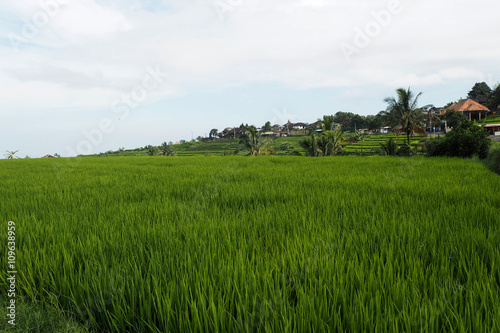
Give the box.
[440,99,490,121]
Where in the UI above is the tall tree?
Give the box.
[349,114,365,132]
[468,82,492,104]
[487,83,500,111]
[366,112,385,131]
[209,129,218,139]
[319,115,335,131]
[441,110,469,129]
[382,87,426,146]
[262,121,272,131]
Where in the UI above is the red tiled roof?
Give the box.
[440,99,489,115]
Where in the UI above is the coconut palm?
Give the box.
[239,127,268,156]
[148,146,159,156]
[322,125,344,155]
[5,150,19,159]
[383,87,426,146]
[300,125,344,157]
[319,115,336,131]
[159,142,175,156]
[299,132,321,157]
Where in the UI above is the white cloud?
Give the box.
[1,0,499,112]
[52,0,131,36]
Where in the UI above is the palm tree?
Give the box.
[300,125,344,156]
[5,150,19,159]
[383,87,426,146]
[159,142,175,156]
[300,132,321,157]
[322,125,344,155]
[148,146,159,156]
[239,127,267,156]
[319,115,336,131]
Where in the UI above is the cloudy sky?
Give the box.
[1,0,499,157]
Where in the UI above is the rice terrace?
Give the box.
[2,1,500,332]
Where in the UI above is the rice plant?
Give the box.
[1,156,499,332]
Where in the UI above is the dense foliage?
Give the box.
[487,83,500,111]
[1,157,499,332]
[467,82,492,104]
[239,127,268,156]
[426,118,491,159]
[299,124,344,156]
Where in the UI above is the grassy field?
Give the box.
[1,156,499,332]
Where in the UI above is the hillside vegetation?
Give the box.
[98,134,428,157]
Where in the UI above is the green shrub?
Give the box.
[277,142,291,151]
[396,142,414,156]
[427,121,491,159]
[371,138,399,156]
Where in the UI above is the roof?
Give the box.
[440,99,489,115]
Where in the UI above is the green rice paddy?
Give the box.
[1,156,499,332]
[479,114,500,125]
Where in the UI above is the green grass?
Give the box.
[1,156,499,332]
[0,294,89,332]
[479,114,500,124]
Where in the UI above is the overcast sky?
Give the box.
[1,0,499,157]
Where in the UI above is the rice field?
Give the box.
[342,134,428,154]
[1,156,500,332]
[479,114,500,124]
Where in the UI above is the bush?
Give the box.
[427,121,491,159]
[371,138,400,156]
[277,142,291,151]
[397,143,414,156]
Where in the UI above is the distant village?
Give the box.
[201,97,499,142]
